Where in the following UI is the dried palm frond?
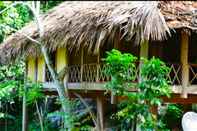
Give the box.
[0,1,196,65]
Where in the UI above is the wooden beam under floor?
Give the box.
[162,94,197,104]
[96,97,104,131]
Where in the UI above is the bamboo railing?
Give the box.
[46,63,181,84]
[45,63,197,87]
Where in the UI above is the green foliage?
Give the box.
[40,1,63,13]
[104,49,137,95]
[47,99,77,130]
[0,61,25,102]
[159,104,183,129]
[25,81,44,105]
[0,1,65,130]
[139,57,172,106]
[0,112,15,120]
[0,1,32,42]
[46,98,95,131]
[0,1,63,43]
[104,49,172,131]
[15,4,33,27]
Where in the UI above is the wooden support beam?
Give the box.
[162,94,197,104]
[96,97,104,131]
[22,94,28,131]
[55,47,69,95]
[140,40,149,59]
[37,55,46,82]
[24,57,37,131]
[27,56,36,81]
[181,30,189,98]
[23,62,28,131]
[139,40,149,82]
[137,40,149,131]
[44,87,197,104]
[80,47,84,82]
[96,50,100,82]
[110,31,121,104]
[56,47,68,73]
[150,105,158,121]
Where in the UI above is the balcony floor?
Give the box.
[43,82,197,95]
[42,82,197,104]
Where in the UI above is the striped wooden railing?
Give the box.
[166,63,182,85]
[45,63,186,87]
[189,63,197,85]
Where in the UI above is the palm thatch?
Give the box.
[160,1,197,29]
[0,1,196,65]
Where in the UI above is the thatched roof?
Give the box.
[0,1,197,65]
[160,1,197,29]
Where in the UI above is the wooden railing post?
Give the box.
[37,55,46,82]
[27,56,37,81]
[96,97,104,131]
[181,30,189,98]
[80,47,84,83]
[110,31,121,104]
[139,40,149,82]
[137,40,149,131]
[56,48,68,74]
[55,47,69,94]
[23,56,37,131]
[96,51,100,82]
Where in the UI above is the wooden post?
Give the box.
[27,56,37,81]
[140,40,149,58]
[150,106,158,118]
[96,97,104,131]
[56,48,68,73]
[110,31,121,104]
[80,47,84,82]
[22,92,28,131]
[55,47,69,129]
[181,30,189,98]
[139,40,149,82]
[23,56,36,131]
[137,40,149,131]
[96,51,100,82]
[37,55,46,82]
[55,47,69,94]
[22,61,28,131]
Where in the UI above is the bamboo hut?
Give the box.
[0,1,197,129]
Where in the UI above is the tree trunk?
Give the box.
[22,91,28,131]
[28,1,71,128]
[35,101,44,131]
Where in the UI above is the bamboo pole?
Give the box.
[80,47,84,83]
[96,50,100,82]
[110,31,121,104]
[181,30,189,98]
[37,55,46,82]
[96,97,104,131]
[137,39,149,131]
[27,57,37,81]
[23,57,37,131]
[22,61,28,131]
[139,40,149,82]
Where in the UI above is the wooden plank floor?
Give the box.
[43,82,197,93]
[43,82,197,104]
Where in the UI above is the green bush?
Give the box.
[104,49,172,131]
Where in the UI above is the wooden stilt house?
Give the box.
[0,1,197,130]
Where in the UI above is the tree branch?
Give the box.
[73,92,98,129]
[35,101,44,131]
[0,2,23,15]
[6,26,40,44]
[1,1,73,129]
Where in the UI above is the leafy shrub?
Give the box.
[104,49,172,131]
